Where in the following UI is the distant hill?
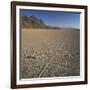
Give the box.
[61,28,80,31]
[20,15,46,28]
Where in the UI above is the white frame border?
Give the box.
[16,6,85,85]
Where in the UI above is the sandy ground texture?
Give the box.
[20,29,80,79]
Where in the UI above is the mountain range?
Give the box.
[20,15,60,29]
[20,15,79,30]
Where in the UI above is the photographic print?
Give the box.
[20,9,80,79]
[11,1,87,89]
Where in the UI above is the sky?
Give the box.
[20,9,80,29]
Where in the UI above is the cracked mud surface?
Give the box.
[20,29,80,79]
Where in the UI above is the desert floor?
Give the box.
[20,29,80,79]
